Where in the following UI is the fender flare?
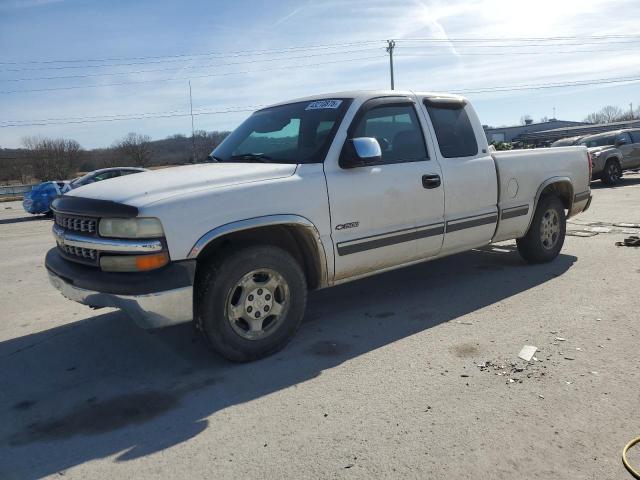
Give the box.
[526,176,574,230]
[187,214,331,288]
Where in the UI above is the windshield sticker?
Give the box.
[305,99,343,110]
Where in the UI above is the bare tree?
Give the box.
[0,158,32,184]
[113,132,153,167]
[520,115,533,125]
[584,105,625,124]
[22,136,83,181]
[193,130,229,162]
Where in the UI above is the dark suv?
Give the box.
[578,129,640,185]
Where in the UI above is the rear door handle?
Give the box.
[422,174,441,189]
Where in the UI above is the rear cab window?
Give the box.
[423,99,478,158]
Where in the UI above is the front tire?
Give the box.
[516,195,566,264]
[601,159,622,185]
[196,245,307,362]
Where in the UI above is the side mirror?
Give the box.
[339,137,382,169]
[615,139,627,147]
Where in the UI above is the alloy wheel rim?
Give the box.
[225,268,289,340]
[540,209,560,250]
[608,164,619,181]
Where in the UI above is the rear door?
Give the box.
[421,97,498,254]
[615,132,636,169]
[325,96,445,281]
[627,130,640,167]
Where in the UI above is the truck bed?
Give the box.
[491,146,591,242]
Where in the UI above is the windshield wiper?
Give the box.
[207,154,224,162]
[228,153,274,163]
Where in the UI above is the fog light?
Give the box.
[100,252,169,272]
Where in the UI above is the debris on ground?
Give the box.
[615,235,640,247]
[518,345,538,362]
[567,230,598,237]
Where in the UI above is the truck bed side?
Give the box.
[491,146,590,242]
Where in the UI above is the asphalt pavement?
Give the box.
[1,174,639,479]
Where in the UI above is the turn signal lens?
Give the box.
[100,252,169,272]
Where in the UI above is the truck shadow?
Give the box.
[590,173,640,190]
[0,245,576,478]
[0,215,51,226]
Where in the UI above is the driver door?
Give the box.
[324,97,445,281]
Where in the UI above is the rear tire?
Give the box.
[601,159,622,185]
[516,195,566,264]
[196,245,307,362]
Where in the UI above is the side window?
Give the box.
[616,132,632,145]
[424,101,478,158]
[351,104,428,164]
[93,171,120,182]
[630,130,640,143]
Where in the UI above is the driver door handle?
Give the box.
[422,174,441,189]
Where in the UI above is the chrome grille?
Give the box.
[55,213,97,234]
[59,243,98,263]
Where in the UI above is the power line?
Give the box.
[0,54,386,94]
[0,106,261,127]
[0,104,265,124]
[394,46,640,57]
[3,74,639,128]
[0,47,384,82]
[455,75,640,94]
[2,34,637,69]
[401,34,640,42]
[0,40,385,66]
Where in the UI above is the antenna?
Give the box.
[189,80,196,163]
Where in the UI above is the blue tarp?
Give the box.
[22,182,64,214]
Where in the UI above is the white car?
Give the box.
[46,90,592,361]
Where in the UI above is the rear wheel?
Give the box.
[516,195,566,264]
[196,245,307,362]
[601,159,622,185]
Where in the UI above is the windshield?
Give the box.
[212,99,352,164]
[579,135,615,148]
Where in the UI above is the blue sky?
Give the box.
[1,0,639,148]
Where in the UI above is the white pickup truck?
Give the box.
[46,90,592,361]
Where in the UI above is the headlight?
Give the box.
[592,151,602,158]
[99,217,164,238]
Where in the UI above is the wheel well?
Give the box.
[539,181,573,210]
[194,224,323,290]
[604,156,621,166]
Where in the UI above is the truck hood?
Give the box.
[587,146,616,154]
[65,163,298,207]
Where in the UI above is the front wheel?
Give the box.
[196,245,307,362]
[516,195,566,264]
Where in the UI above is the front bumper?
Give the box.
[46,248,195,329]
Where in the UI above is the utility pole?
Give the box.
[189,80,196,163]
[630,102,634,120]
[552,107,556,119]
[386,40,396,90]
